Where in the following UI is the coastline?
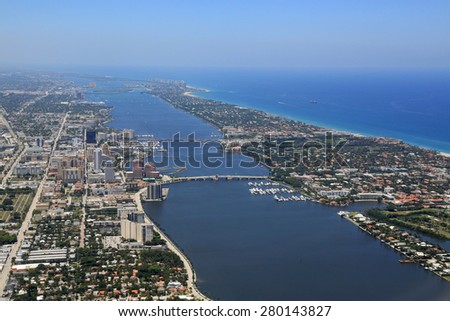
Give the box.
[188,86,450,155]
[150,82,450,208]
[343,214,450,283]
[91,75,449,298]
[134,188,209,301]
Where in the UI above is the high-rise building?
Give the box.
[147,182,163,201]
[132,159,143,179]
[104,160,115,182]
[35,136,44,147]
[144,162,160,178]
[101,143,111,156]
[123,129,135,141]
[97,132,107,142]
[120,211,153,243]
[127,212,145,223]
[86,130,96,144]
[117,204,138,219]
[94,148,102,171]
[144,162,155,175]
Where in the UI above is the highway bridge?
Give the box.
[168,175,269,183]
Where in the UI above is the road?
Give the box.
[0,113,68,296]
[134,189,209,301]
[79,135,88,248]
[1,145,26,187]
[0,93,47,187]
[0,114,24,186]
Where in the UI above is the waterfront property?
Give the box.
[342,211,450,282]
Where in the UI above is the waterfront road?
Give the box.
[134,189,209,301]
[0,113,68,296]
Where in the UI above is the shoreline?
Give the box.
[187,86,450,155]
[134,188,210,301]
[343,214,450,283]
[92,75,448,299]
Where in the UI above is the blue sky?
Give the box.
[0,0,449,68]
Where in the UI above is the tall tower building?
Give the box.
[132,159,143,179]
[36,136,44,147]
[147,182,163,201]
[94,148,102,171]
[120,211,154,243]
[104,160,115,182]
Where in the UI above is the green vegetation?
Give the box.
[0,189,33,223]
[145,231,167,246]
[138,249,186,284]
[0,229,17,245]
[365,208,450,240]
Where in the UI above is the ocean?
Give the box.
[62,66,450,152]
[63,68,450,300]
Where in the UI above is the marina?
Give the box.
[83,73,450,300]
[145,180,450,300]
[248,181,307,201]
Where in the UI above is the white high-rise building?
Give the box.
[120,212,154,243]
[94,148,102,171]
[104,160,115,182]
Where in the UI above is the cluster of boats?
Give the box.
[248,182,306,202]
[273,195,306,202]
[248,181,280,187]
[249,187,294,195]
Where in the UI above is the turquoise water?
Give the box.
[64,66,450,152]
[189,69,450,153]
[66,69,450,300]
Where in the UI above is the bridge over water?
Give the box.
[167,175,269,183]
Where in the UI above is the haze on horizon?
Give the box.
[1,0,449,70]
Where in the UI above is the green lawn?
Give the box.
[366,208,450,240]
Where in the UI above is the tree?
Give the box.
[2,197,13,206]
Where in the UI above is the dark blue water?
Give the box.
[87,90,220,139]
[191,69,450,153]
[65,70,450,300]
[145,181,450,300]
[150,144,267,177]
[63,66,450,153]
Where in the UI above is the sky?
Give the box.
[0,0,449,69]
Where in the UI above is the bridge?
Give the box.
[167,175,269,183]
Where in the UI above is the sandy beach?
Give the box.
[183,91,196,98]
